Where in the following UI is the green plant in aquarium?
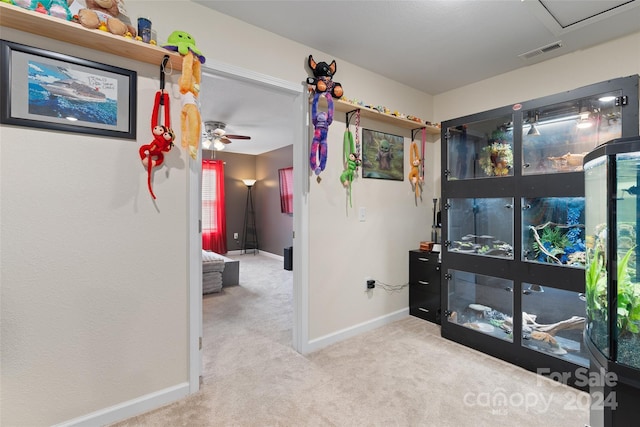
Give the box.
[585,245,607,319]
[532,226,570,263]
[586,245,640,337]
[616,247,640,336]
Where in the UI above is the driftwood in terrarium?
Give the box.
[503,312,586,337]
[529,221,585,264]
[547,152,588,171]
[522,312,585,336]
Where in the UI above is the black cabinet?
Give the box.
[409,250,441,324]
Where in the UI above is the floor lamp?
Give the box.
[241,179,259,254]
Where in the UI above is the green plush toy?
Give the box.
[163,30,206,64]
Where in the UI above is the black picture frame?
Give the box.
[362,128,404,181]
[0,40,136,139]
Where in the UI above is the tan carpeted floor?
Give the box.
[111,253,590,427]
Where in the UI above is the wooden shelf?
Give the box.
[0,3,183,70]
[334,98,441,134]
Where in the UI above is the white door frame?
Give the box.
[188,61,309,392]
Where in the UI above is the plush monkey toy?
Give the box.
[309,92,333,179]
[139,90,175,199]
[163,31,206,159]
[408,141,422,200]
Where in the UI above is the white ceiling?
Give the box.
[196,0,640,155]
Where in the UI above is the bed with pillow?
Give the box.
[202,250,225,294]
[202,250,240,293]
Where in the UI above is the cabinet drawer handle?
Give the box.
[418,257,430,262]
[418,280,430,285]
[418,307,430,312]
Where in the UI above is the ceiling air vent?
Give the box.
[519,41,563,60]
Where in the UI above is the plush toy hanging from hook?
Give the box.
[309,92,333,182]
[306,55,342,183]
[163,31,206,160]
[139,89,175,199]
[340,110,361,208]
[409,128,426,203]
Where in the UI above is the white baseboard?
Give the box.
[303,308,409,354]
[52,382,190,427]
[227,249,283,261]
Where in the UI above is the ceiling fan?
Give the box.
[202,121,251,150]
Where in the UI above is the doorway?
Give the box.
[188,61,309,391]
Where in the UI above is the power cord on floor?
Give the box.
[373,280,408,293]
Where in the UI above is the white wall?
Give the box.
[434,31,640,124]
[0,29,190,426]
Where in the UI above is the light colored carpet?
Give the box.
[111,253,590,427]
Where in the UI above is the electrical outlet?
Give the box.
[365,277,375,290]
[233,232,239,240]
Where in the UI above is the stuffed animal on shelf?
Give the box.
[306,55,343,99]
[163,30,206,160]
[73,0,136,37]
[13,0,73,19]
[139,90,175,199]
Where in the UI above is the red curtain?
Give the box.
[279,167,293,214]
[202,159,227,253]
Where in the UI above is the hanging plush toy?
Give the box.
[340,127,361,208]
[139,90,175,199]
[409,140,422,201]
[163,31,206,160]
[309,91,333,182]
[307,55,343,183]
[340,110,361,206]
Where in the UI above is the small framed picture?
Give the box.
[362,128,404,181]
[0,40,137,139]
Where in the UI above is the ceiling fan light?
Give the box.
[213,139,226,151]
[202,138,212,149]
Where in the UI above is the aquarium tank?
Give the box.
[521,197,586,268]
[446,197,514,259]
[522,91,622,176]
[520,283,588,367]
[446,269,513,342]
[584,137,640,370]
[446,115,513,180]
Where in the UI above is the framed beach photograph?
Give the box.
[0,40,136,139]
[361,128,404,181]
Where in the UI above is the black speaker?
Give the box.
[284,246,293,271]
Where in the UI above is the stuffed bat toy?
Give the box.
[306,55,343,99]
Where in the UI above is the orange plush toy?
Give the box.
[409,140,423,200]
[163,31,206,159]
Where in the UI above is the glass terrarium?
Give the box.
[521,197,586,267]
[447,269,513,342]
[584,137,640,370]
[446,197,514,259]
[522,91,623,176]
[446,115,513,180]
[520,283,588,367]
